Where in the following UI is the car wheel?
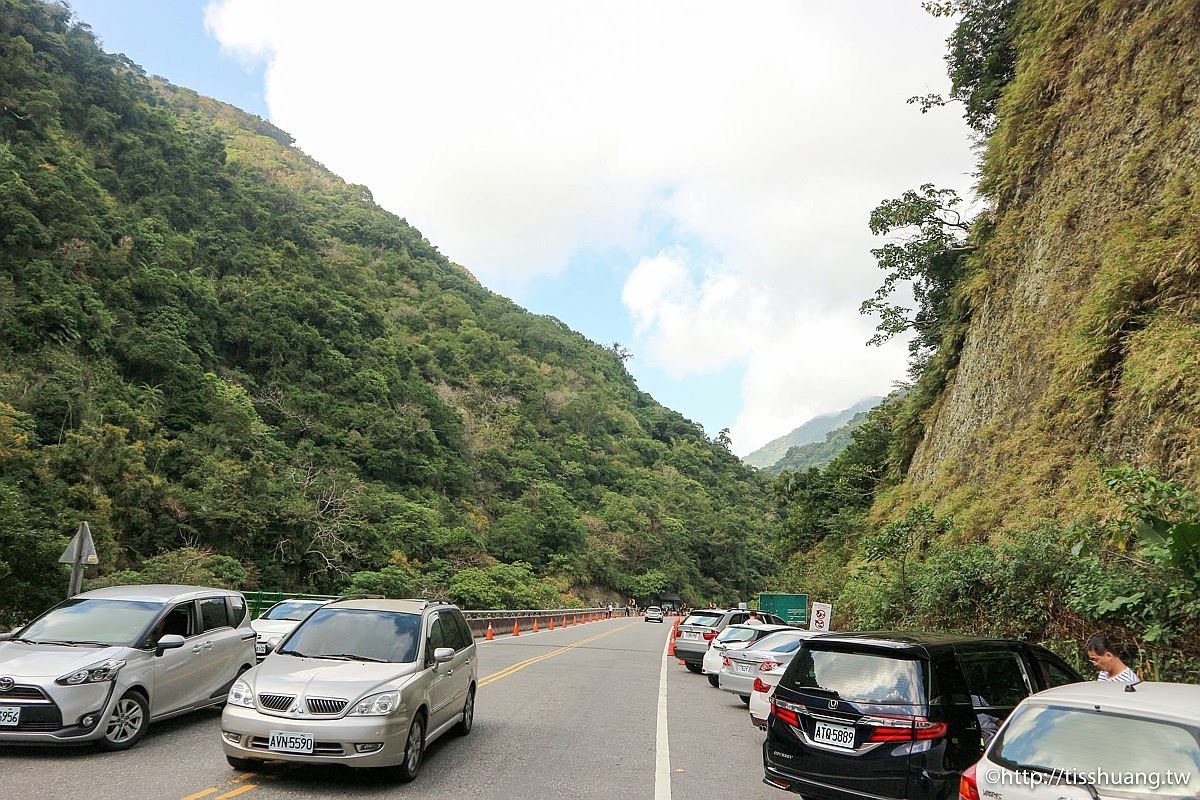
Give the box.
[708,674,719,688]
[227,755,258,771]
[394,713,425,783]
[96,691,149,751]
[739,695,751,706]
[685,662,703,674]
[453,687,475,736]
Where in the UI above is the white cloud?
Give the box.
[206,0,976,454]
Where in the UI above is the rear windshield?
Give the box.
[752,631,806,653]
[261,600,323,621]
[992,704,1200,798]
[682,613,722,627]
[781,646,926,705]
[716,626,760,644]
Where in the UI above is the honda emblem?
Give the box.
[828,698,838,709]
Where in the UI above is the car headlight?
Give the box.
[57,658,126,685]
[227,679,256,708]
[348,691,400,716]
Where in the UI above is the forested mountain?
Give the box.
[769,0,1200,680]
[0,0,778,625]
[742,397,881,470]
[767,411,870,475]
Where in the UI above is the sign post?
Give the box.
[58,522,99,597]
[809,602,832,632]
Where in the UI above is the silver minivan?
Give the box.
[0,584,257,750]
[221,598,477,782]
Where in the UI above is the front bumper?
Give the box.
[0,681,115,744]
[221,703,414,769]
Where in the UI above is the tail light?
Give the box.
[759,660,782,671]
[959,763,980,800]
[770,699,799,726]
[753,676,771,693]
[702,630,717,641]
[722,655,732,667]
[864,715,948,742]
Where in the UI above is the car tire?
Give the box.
[685,662,703,674]
[453,687,475,736]
[95,691,149,751]
[708,674,719,688]
[227,755,258,771]
[394,713,425,783]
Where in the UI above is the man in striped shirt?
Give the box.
[1086,634,1140,682]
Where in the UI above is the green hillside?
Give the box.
[0,0,778,624]
[768,411,870,475]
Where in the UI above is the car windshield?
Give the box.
[751,631,806,653]
[18,598,165,646]
[280,608,422,663]
[682,613,722,627]
[716,626,761,644]
[782,646,926,705]
[991,704,1200,798]
[261,600,324,621]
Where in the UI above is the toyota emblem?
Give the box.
[827,698,838,709]
[0,677,14,692]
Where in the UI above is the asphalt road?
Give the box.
[0,618,783,800]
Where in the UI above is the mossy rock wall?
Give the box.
[903,0,1200,533]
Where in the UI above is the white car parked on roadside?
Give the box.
[701,624,791,688]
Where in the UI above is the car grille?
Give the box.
[257,693,296,711]
[0,685,50,701]
[305,697,347,715]
[0,684,62,731]
[248,736,345,755]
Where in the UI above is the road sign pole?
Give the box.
[59,522,98,598]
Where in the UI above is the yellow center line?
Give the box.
[181,791,218,800]
[479,620,638,687]
[215,786,257,800]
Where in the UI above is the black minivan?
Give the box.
[762,632,1083,800]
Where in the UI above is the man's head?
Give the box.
[1086,634,1119,671]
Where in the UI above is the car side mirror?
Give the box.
[433,647,455,664]
[0,632,12,642]
[155,634,185,657]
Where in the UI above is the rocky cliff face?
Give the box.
[903,1,1200,531]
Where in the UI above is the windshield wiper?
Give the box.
[277,649,309,658]
[801,686,841,699]
[316,653,389,663]
[61,641,110,647]
[1018,764,1100,800]
[6,637,37,644]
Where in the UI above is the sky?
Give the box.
[64,0,979,457]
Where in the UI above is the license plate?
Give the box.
[269,730,314,754]
[0,707,18,726]
[736,662,753,674]
[255,643,267,655]
[683,632,700,640]
[813,720,856,749]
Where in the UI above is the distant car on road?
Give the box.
[0,584,256,751]
[644,606,664,623]
[222,598,477,782]
[674,609,787,673]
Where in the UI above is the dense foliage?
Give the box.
[0,0,778,625]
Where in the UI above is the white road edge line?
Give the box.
[655,636,672,800]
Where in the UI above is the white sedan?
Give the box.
[701,624,792,687]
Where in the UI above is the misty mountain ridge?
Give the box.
[742,396,882,470]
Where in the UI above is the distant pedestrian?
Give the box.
[1086,634,1139,682]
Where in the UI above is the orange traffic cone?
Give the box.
[513,620,520,636]
[486,622,494,641]
[549,617,554,630]
[573,615,578,626]
[533,618,539,633]
[562,616,568,629]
